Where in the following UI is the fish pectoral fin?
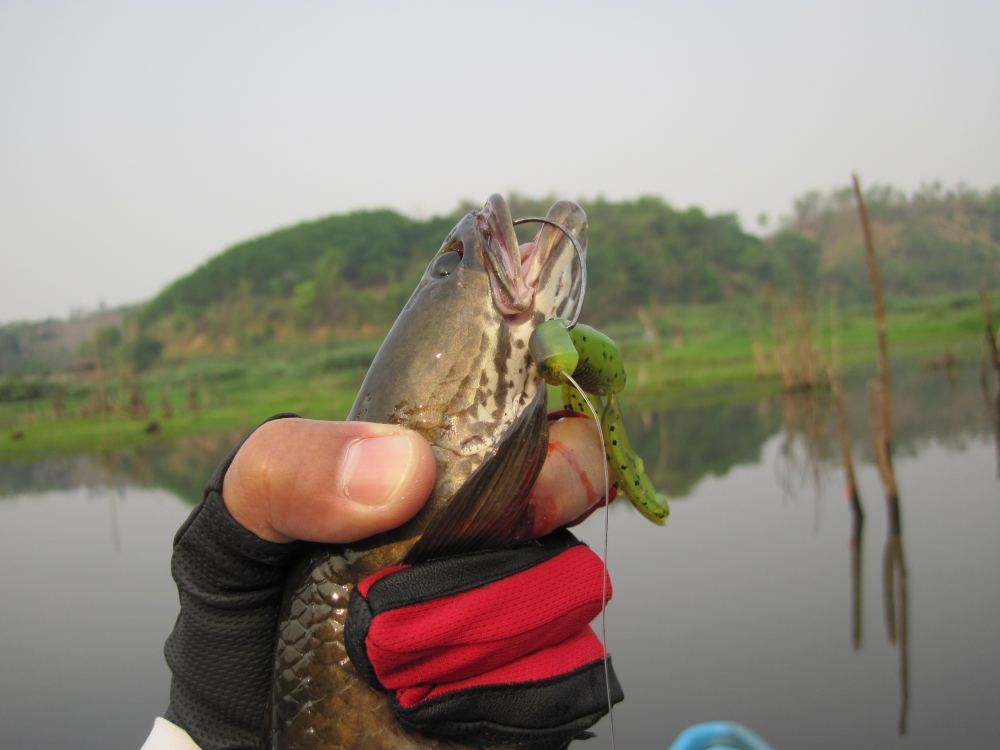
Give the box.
[406,392,549,562]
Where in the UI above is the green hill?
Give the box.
[138,185,999,359]
[138,194,818,355]
[10,184,999,372]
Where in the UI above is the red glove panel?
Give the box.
[345,530,623,748]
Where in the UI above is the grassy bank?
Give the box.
[0,292,986,460]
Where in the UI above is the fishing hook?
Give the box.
[512,216,587,328]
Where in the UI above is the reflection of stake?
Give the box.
[850,513,864,651]
[883,530,909,735]
[829,289,865,649]
[832,370,865,649]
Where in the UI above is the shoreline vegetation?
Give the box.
[2,182,997,460]
[0,291,985,460]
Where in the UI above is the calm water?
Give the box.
[1,367,998,749]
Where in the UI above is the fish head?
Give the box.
[455,193,586,323]
[409,193,586,323]
[348,194,587,562]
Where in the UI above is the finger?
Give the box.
[224,418,436,543]
[528,416,610,537]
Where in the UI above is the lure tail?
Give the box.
[535,320,668,525]
[600,392,668,526]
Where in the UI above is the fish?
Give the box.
[268,194,588,749]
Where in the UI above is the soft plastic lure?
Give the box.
[530,318,669,525]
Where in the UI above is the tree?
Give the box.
[770,231,821,292]
[292,280,318,326]
[127,334,164,372]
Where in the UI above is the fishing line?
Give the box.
[512,216,587,329]
[518,213,613,746]
[563,372,616,750]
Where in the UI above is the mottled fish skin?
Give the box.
[269,196,587,749]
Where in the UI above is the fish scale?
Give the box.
[273,551,469,749]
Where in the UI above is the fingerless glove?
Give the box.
[345,530,623,748]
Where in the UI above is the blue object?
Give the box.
[669,721,774,750]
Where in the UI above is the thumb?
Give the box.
[224,418,436,544]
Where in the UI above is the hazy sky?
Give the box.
[2,0,998,323]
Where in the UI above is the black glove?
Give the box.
[163,416,302,750]
[345,530,624,749]
[162,416,622,750]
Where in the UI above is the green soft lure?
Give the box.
[530,319,669,525]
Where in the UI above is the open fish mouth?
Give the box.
[477,194,586,323]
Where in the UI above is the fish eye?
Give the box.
[432,245,463,278]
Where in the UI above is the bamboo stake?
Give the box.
[852,174,899,503]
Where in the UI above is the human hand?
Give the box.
[222,415,610,544]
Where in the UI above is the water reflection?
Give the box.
[623,398,778,498]
[0,430,240,501]
[3,363,987,507]
[775,391,830,499]
[883,521,909,734]
[619,361,994,512]
[0,486,193,749]
[621,363,990,741]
